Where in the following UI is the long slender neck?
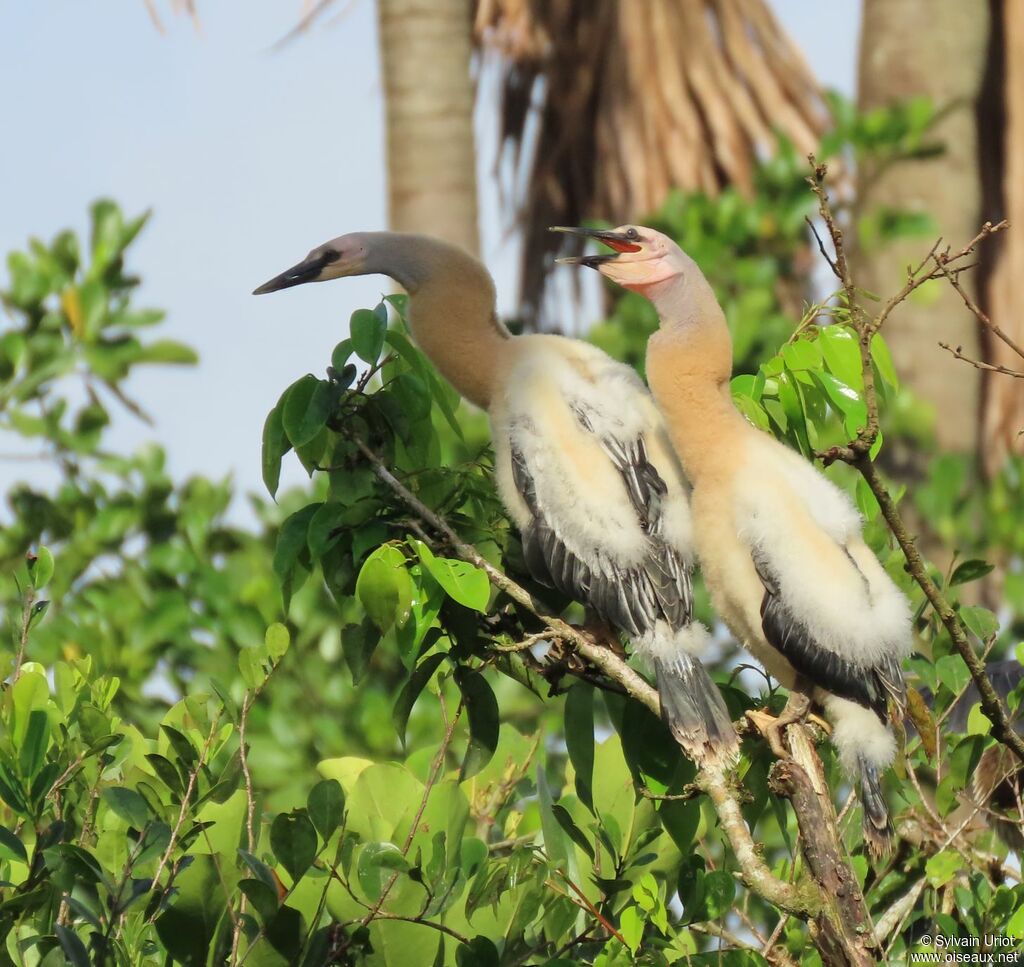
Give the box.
[364,233,510,410]
[638,260,748,482]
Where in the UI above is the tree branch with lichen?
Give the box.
[346,432,822,929]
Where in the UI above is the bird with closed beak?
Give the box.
[254,231,739,768]
[555,223,912,854]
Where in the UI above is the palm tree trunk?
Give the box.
[853,0,991,455]
[980,0,1024,474]
[377,0,480,255]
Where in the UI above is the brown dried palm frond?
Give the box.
[143,0,198,32]
[474,0,829,324]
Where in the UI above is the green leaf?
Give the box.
[102,787,150,829]
[350,308,386,365]
[273,503,319,610]
[818,325,863,389]
[11,672,47,745]
[925,849,961,888]
[950,559,995,586]
[262,403,291,499]
[702,869,736,919]
[781,339,823,372]
[239,849,278,891]
[271,810,318,883]
[239,647,268,689]
[56,925,90,967]
[161,725,197,766]
[238,877,279,923]
[357,841,408,901]
[415,543,490,612]
[564,684,595,812]
[356,545,414,634]
[658,796,701,856]
[135,339,198,365]
[265,622,291,660]
[341,620,380,685]
[146,753,184,795]
[870,333,899,388]
[308,501,348,559]
[1007,900,1024,939]
[155,855,227,966]
[966,702,992,735]
[18,710,49,779]
[456,669,499,780]
[551,803,594,859]
[619,905,644,955]
[536,764,568,867]
[27,546,54,589]
[0,826,26,863]
[331,338,354,371]
[393,653,446,744]
[960,605,999,641]
[776,371,811,456]
[282,375,335,448]
[308,779,345,842]
[28,599,49,630]
[813,370,865,419]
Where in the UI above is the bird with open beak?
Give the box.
[254,230,740,768]
[555,223,912,854]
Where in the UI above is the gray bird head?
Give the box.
[253,232,370,295]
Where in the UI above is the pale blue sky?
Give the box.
[0,1,858,514]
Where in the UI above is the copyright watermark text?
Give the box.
[909,932,1021,964]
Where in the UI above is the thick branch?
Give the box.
[769,727,875,967]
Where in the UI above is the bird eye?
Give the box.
[626,228,639,241]
[321,250,341,264]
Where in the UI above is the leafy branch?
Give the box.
[345,433,866,942]
[808,157,1024,765]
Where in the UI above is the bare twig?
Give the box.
[937,343,1024,378]
[230,692,258,966]
[933,253,1024,361]
[358,694,463,928]
[490,630,556,652]
[13,583,35,682]
[151,716,222,889]
[545,867,628,945]
[856,455,1024,763]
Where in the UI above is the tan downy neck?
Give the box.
[374,233,511,410]
[636,266,749,485]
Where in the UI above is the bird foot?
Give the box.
[746,691,813,759]
[582,613,627,659]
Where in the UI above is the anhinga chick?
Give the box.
[254,231,739,767]
[557,224,912,853]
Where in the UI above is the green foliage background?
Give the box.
[0,101,1022,965]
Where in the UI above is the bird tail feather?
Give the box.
[654,651,739,767]
[858,754,893,856]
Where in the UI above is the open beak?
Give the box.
[549,226,641,268]
[253,252,332,295]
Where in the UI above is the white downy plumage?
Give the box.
[558,223,912,852]
[253,231,739,766]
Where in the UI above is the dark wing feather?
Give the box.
[509,404,691,637]
[753,550,903,721]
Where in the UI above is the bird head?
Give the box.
[253,233,369,294]
[550,224,686,291]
